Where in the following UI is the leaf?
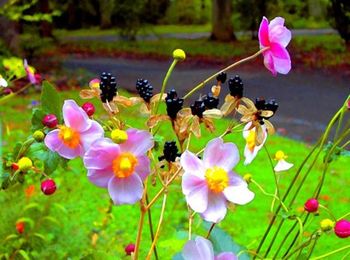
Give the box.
[31,108,45,132]
[16,217,35,229]
[33,233,47,242]
[52,203,67,214]
[27,143,61,175]
[40,81,62,121]
[172,253,184,260]
[4,234,18,241]
[203,222,250,260]
[23,203,43,213]
[42,216,60,225]
[18,249,30,260]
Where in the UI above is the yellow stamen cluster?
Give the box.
[111,129,128,144]
[275,150,286,160]
[320,218,335,232]
[246,130,256,152]
[112,153,138,178]
[58,126,80,148]
[205,166,229,193]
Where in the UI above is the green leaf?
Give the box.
[52,203,67,214]
[33,233,47,242]
[27,143,61,175]
[23,203,43,213]
[40,81,62,121]
[203,222,250,260]
[42,216,60,225]
[18,249,30,260]
[31,108,45,132]
[16,217,35,229]
[4,234,18,241]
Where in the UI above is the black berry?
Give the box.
[228,75,243,98]
[100,72,117,103]
[165,89,183,120]
[264,99,278,114]
[158,141,181,162]
[216,72,227,84]
[190,100,206,118]
[136,79,153,102]
[203,93,219,109]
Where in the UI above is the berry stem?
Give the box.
[183,48,268,100]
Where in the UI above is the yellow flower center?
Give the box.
[246,130,256,152]
[112,153,138,178]
[205,166,229,193]
[275,150,285,160]
[58,126,80,148]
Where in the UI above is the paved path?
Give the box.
[63,56,349,143]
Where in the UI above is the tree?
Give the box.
[211,0,236,41]
[328,0,350,44]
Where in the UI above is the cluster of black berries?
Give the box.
[191,100,206,118]
[228,75,243,98]
[255,97,278,122]
[100,72,117,102]
[136,79,153,102]
[216,72,227,84]
[165,89,184,119]
[203,93,219,109]
[158,141,181,163]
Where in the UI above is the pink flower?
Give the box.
[182,236,237,260]
[23,59,38,85]
[181,138,254,223]
[334,219,350,238]
[83,129,154,205]
[44,100,104,159]
[258,16,292,76]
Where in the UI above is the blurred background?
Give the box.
[0,0,349,142]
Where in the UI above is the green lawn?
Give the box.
[0,88,349,259]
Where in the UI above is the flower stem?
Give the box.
[145,194,158,260]
[206,223,216,239]
[183,48,268,100]
[310,245,350,260]
[154,59,178,115]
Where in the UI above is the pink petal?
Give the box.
[56,142,84,159]
[201,193,227,223]
[181,151,205,178]
[182,240,201,259]
[182,237,214,260]
[215,252,238,260]
[223,175,255,205]
[80,120,104,151]
[87,168,113,188]
[45,129,62,151]
[108,174,143,205]
[269,20,291,47]
[119,128,154,156]
[263,51,277,76]
[270,43,291,74]
[63,100,91,132]
[258,16,270,47]
[182,173,208,213]
[134,155,151,180]
[203,138,239,171]
[269,17,285,28]
[83,138,120,170]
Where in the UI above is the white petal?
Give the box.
[274,159,293,172]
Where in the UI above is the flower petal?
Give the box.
[183,173,208,213]
[181,151,205,178]
[215,252,238,260]
[80,120,104,151]
[270,43,291,75]
[182,237,215,260]
[274,159,294,172]
[134,155,151,181]
[119,128,154,156]
[223,177,255,205]
[83,138,120,170]
[258,16,270,47]
[201,193,227,223]
[56,143,84,159]
[108,174,143,205]
[63,100,91,132]
[203,138,239,171]
[263,51,277,76]
[87,168,113,188]
[182,240,201,260]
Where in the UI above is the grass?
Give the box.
[0,88,349,259]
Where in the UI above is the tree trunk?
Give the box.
[210,0,235,41]
[0,17,22,56]
[39,0,53,38]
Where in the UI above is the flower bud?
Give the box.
[11,163,19,171]
[16,222,25,234]
[125,243,135,255]
[41,179,56,195]
[274,150,286,160]
[320,218,335,232]
[173,49,186,61]
[82,102,95,116]
[111,129,128,144]
[42,114,58,128]
[304,198,319,213]
[243,173,252,183]
[18,157,33,172]
[334,219,350,238]
[33,130,45,142]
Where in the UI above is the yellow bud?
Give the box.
[320,218,334,232]
[111,129,128,144]
[243,173,253,183]
[275,150,285,160]
[33,130,45,142]
[18,157,33,172]
[172,49,186,61]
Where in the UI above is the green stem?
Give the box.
[183,48,268,100]
[263,145,282,203]
[154,59,178,115]
[145,194,158,260]
[15,138,35,162]
[319,204,337,221]
[338,212,350,221]
[283,231,321,259]
[310,245,350,260]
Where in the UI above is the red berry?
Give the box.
[304,198,319,213]
[334,219,350,238]
[16,222,25,234]
[42,114,58,128]
[82,102,95,116]
[11,163,19,171]
[125,243,135,255]
[41,179,56,195]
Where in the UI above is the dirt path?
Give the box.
[63,56,349,143]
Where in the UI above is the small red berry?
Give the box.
[16,222,25,234]
[347,99,350,110]
[304,198,319,213]
[41,179,56,195]
[42,114,58,128]
[334,219,350,238]
[82,102,95,116]
[11,163,19,171]
[125,243,135,255]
